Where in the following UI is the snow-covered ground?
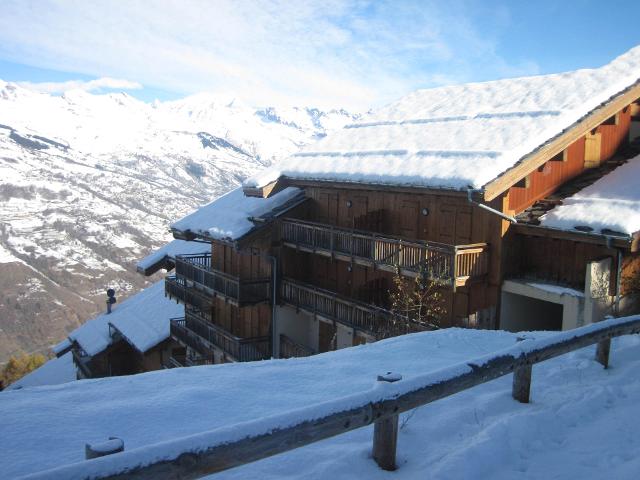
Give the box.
[3,326,639,479]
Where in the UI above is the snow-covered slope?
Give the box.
[2,326,638,479]
[0,81,357,361]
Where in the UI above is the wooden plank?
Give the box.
[596,338,611,368]
[512,364,532,403]
[512,224,632,250]
[372,373,401,471]
[484,83,640,201]
[584,130,602,168]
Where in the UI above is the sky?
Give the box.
[0,0,639,109]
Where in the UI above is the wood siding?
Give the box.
[507,104,631,214]
[301,188,496,246]
[282,188,504,326]
[211,239,271,279]
[212,300,271,339]
[503,231,617,290]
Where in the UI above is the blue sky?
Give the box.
[0,0,639,108]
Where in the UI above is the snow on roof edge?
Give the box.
[136,239,210,276]
[171,186,305,242]
[481,78,640,194]
[243,45,640,193]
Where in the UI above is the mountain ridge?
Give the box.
[0,80,358,362]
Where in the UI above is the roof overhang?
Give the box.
[246,177,470,199]
[136,255,176,277]
[483,81,640,202]
[512,223,634,251]
[172,190,309,249]
[243,179,289,198]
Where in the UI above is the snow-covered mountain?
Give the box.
[0,80,358,362]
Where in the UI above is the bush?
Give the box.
[1,353,46,387]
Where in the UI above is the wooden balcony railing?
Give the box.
[281,278,424,339]
[280,219,489,288]
[170,313,271,363]
[184,354,216,366]
[165,276,213,312]
[163,356,185,369]
[174,254,271,306]
[279,334,314,359]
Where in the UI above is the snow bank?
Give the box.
[246,45,640,191]
[4,321,640,479]
[540,153,640,235]
[136,239,209,274]
[66,281,182,356]
[5,352,76,390]
[171,186,303,241]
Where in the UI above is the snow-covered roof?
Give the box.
[66,281,182,356]
[171,186,304,242]
[136,239,209,275]
[246,45,640,192]
[2,323,640,479]
[540,154,640,235]
[52,337,72,356]
[5,352,76,391]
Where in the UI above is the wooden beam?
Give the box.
[281,179,469,198]
[512,364,532,403]
[484,82,640,201]
[512,224,632,250]
[243,179,289,198]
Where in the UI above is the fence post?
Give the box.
[373,373,402,471]
[596,338,611,368]
[512,364,532,403]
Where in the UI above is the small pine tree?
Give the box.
[1,352,46,386]
[384,265,445,338]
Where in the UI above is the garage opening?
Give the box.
[501,292,563,332]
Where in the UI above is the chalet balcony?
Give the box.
[165,275,213,312]
[280,219,489,288]
[170,313,271,363]
[280,334,314,359]
[174,253,271,306]
[281,278,425,339]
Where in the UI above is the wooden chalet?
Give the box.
[150,46,640,364]
[55,281,185,379]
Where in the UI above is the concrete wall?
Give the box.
[500,280,584,332]
[274,305,318,357]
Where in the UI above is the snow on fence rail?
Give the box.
[20,315,640,480]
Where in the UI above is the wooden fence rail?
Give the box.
[21,315,640,480]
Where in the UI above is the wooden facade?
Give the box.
[71,337,177,379]
[165,92,640,365]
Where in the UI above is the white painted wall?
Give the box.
[274,305,318,357]
[500,280,584,332]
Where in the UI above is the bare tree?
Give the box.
[380,265,446,338]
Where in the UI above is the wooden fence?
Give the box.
[21,315,640,480]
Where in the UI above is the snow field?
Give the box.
[4,321,640,479]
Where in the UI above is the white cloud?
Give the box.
[0,1,538,109]
[18,77,143,94]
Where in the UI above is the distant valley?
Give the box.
[0,81,357,362]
